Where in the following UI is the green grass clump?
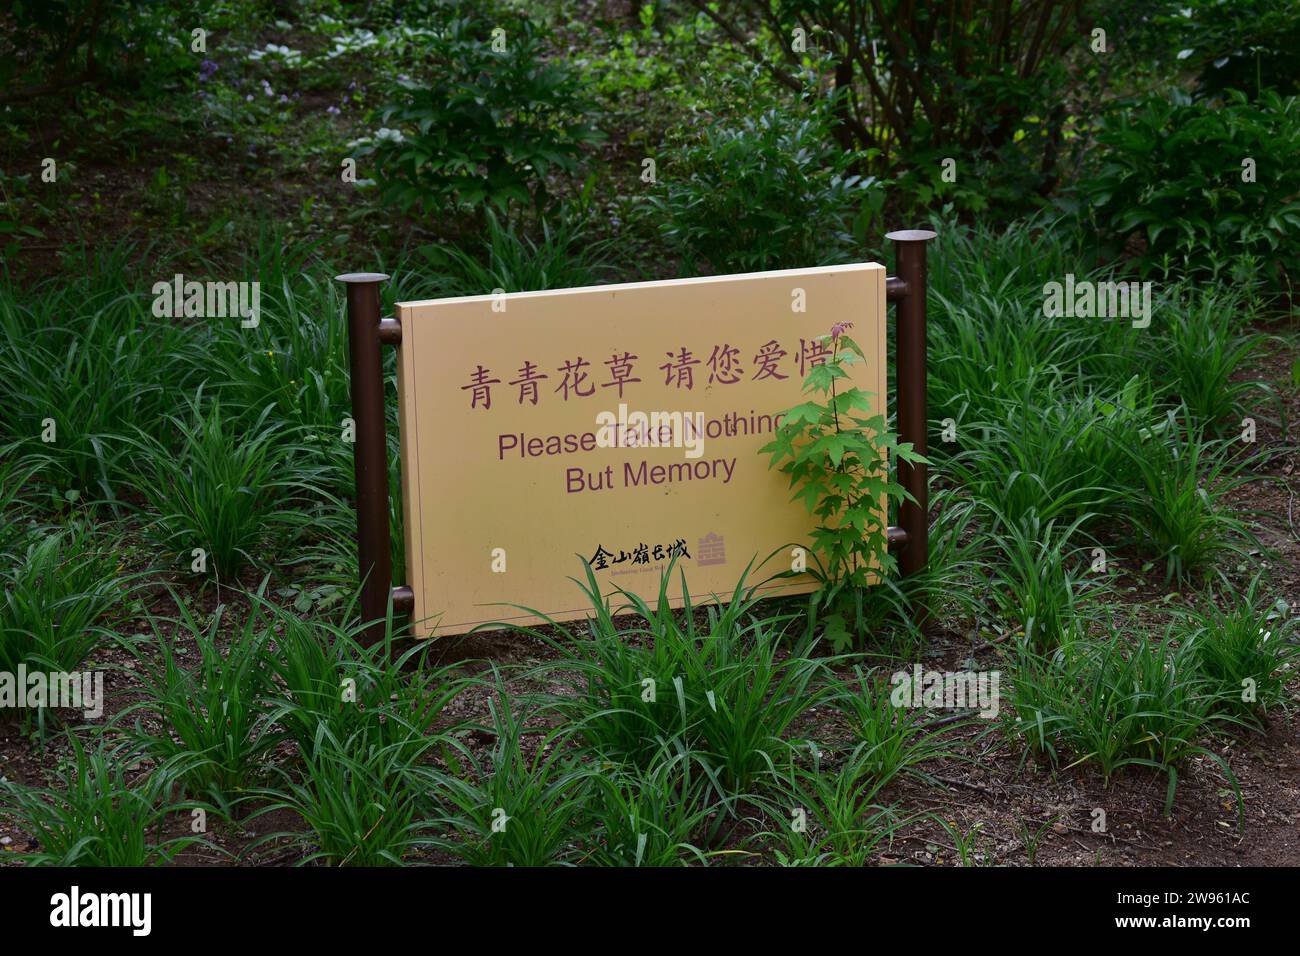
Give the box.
[759,743,912,867]
[536,560,832,793]
[579,746,721,867]
[0,736,210,866]
[1117,414,1258,584]
[117,596,282,808]
[1177,576,1297,722]
[984,511,1101,651]
[251,724,437,866]
[128,396,306,580]
[426,681,598,867]
[1,520,125,677]
[1003,626,1242,820]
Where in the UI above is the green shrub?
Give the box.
[359,16,602,215]
[649,105,879,274]
[1162,0,1300,99]
[1081,90,1300,291]
[761,327,921,649]
[695,1,1080,216]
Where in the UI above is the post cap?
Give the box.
[884,230,938,242]
[334,272,390,284]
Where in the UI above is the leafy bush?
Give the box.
[649,106,878,274]
[761,326,922,649]
[1162,0,1300,99]
[358,16,602,215]
[1081,89,1300,291]
[694,1,1081,213]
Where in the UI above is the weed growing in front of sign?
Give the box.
[823,491,987,651]
[0,735,210,866]
[761,327,924,650]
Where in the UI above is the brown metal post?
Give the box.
[336,272,393,642]
[884,230,936,607]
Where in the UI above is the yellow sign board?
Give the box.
[395,263,886,637]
